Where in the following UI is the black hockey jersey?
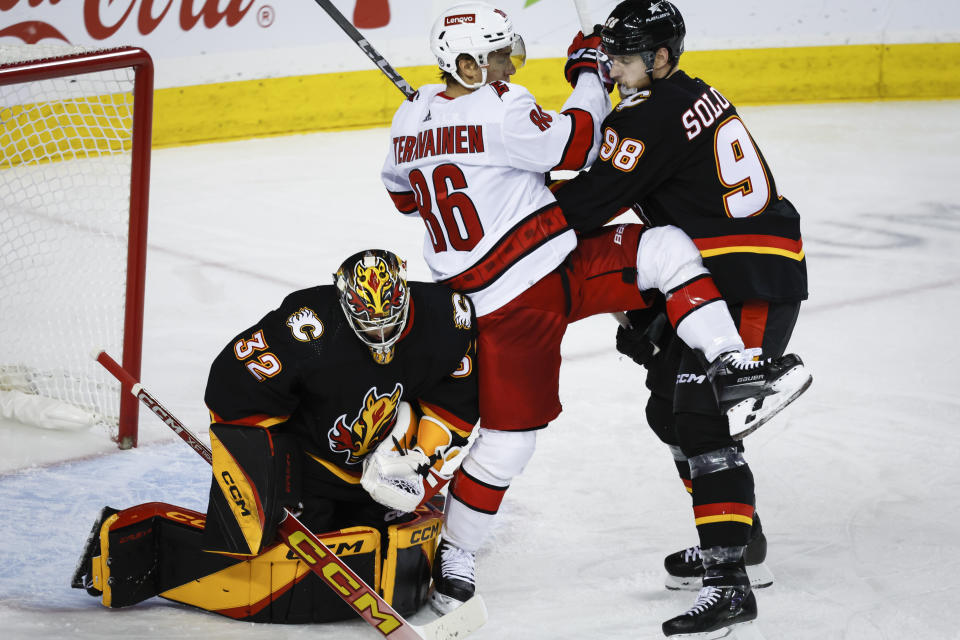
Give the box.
[555,71,807,303]
[204,282,479,486]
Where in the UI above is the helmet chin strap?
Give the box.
[452,65,489,90]
[646,58,678,82]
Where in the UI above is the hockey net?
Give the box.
[0,44,153,448]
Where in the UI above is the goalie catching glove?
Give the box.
[361,401,469,512]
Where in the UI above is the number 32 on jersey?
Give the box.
[233,330,282,381]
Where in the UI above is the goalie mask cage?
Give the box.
[0,45,153,449]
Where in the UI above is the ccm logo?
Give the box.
[445,14,475,25]
[221,471,252,517]
[410,521,441,545]
[677,373,707,384]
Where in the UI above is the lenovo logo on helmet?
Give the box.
[445,14,476,26]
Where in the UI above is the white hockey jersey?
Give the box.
[381,74,610,316]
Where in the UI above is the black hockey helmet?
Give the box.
[334,249,410,365]
[601,0,685,69]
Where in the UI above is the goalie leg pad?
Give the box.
[73,501,439,622]
[71,505,119,595]
[162,524,383,623]
[72,502,220,608]
[202,424,301,556]
[381,503,443,616]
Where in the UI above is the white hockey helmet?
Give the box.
[430,2,526,89]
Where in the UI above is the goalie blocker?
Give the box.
[72,498,443,622]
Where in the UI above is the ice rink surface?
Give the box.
[2,99,959,639]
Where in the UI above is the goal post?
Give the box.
[0,45,154,449]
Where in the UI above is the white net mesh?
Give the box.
[0,44,142,435]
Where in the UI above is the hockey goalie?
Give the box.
[71,249,479,623]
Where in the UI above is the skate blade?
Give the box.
[665,563,774,591]
[429,589,470,616]
[664,574,701,591]
[728,365,812,439]
[670,620,765,639]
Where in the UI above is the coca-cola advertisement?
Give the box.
[0,1,596,88]
[2,1,951,88]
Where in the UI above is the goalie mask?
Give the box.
[431,2,527,90]
[334,250,410,365]
[601,0,685,73]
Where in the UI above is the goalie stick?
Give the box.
[93,349,486,640]
[311,0,414,98]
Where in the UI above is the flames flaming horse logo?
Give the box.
[328,383,403,465]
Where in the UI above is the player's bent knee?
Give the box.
[636,225,707,292]
[674,411,737,457]
[645,393,679,446]
[461,428,537,485]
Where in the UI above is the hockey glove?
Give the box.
[362,446,430,513]
[615,308,669,368]
[565,27,615,93]
[360,401,470,512]
[361,401,427,512]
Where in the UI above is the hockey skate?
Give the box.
[429,539,477,615]
[664,530,773,591]
[663,565,764,639]
[708,352,811,439]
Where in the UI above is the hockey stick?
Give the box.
[93,350,487,640]
[311,0,414,98]
[572,0,593,33]
[571,1,632,329]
